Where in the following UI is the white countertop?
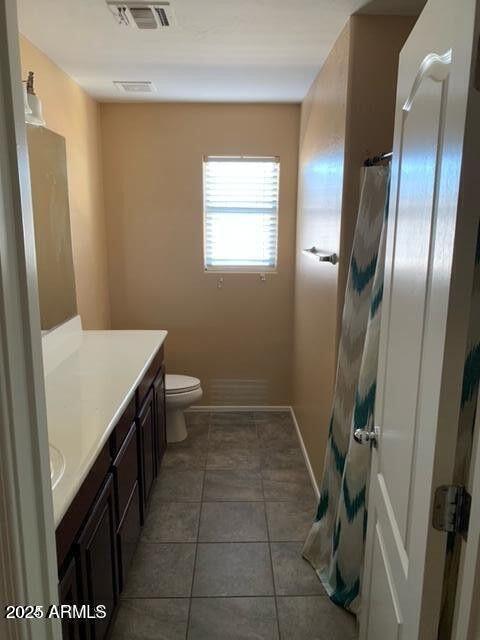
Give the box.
[43,317,167,527]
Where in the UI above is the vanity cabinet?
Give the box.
[112,422,141,591]
[56,345,166,640]
[137,390,156,513]
[58,553,84,640]
[76,475,118,640]
[116,482,141,592]
[154,367,167,465]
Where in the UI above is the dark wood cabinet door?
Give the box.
[76,474,118,640]
[59,553,84,640]
[138,390,156,511]
[153,368,167,466]
[117,482,141,592]
[113,422,138,522]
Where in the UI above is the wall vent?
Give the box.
[107,2,177,29]
[113,80,155,93]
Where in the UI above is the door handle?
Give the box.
[354,426,380,448]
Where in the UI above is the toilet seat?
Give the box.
[166,374,201,395]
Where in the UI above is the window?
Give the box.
[203,156,280,272]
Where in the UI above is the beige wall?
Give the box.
[293,16,414,482]
[101,103,300,405]
[293,23,350,482]
[339,16,417,338]
[20,37,111,329]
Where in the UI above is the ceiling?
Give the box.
[17,0,426,103]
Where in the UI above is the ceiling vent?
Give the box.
[107,2,177,29]
[113,80,155,93]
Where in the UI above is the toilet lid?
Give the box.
[166,374,201,394]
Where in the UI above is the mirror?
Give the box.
[27,126,77,330]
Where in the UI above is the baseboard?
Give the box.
[187,404,320,501]
[290,407,320,501]
[187,405,292,412]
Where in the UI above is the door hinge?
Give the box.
[475,34,480,91]
[432,485,471,539]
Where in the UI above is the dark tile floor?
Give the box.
[111,411,357,640]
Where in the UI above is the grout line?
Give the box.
[188,406,292,412]
[146,540,270,545]
[121,593,330,600]
[261,455,282,640]
[138,539,309,545]
[155,497,309,503]
[197,539,270,544]
[185,421,209,640]
[146,411,325,639]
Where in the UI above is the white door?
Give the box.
[360,1,480,639]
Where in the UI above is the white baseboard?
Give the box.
[290,407,320,501]
[186,404,320,501]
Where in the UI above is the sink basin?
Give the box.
[49,444,65,489]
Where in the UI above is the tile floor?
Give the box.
[111,411,357,640]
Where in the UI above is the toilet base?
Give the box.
[165,385,203,443]
[166,408,188,443]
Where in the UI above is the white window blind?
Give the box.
[203,156,280,271]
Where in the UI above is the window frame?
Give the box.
[202,155,280,274]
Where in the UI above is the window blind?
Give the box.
[203,156,280,271]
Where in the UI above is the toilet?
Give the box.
[165,374,203,443]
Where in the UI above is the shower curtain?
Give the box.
[303,165,390,615]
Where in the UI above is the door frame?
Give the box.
[360,0,480,637]
[447,8,480,635]
[451,382,480,639]
[0,1,61,638]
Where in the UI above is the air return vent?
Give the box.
[106,1,177,29]
[113,80,155,93]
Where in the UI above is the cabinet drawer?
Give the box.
[113,423,138,523]
[109,397,135,457]
[136,346,164,412]
[117,482,141,592]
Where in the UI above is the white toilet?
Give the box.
[165,374,203,443]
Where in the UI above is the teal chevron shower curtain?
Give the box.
[303,165,390,615]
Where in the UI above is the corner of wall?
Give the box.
[95,102,112,330]
[336,13,416,342]
[291,20,351,485]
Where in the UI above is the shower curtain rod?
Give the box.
[364,151,393,167]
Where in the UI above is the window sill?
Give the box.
[204,266,278,275]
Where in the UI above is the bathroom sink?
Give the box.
[49,444,65,489]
